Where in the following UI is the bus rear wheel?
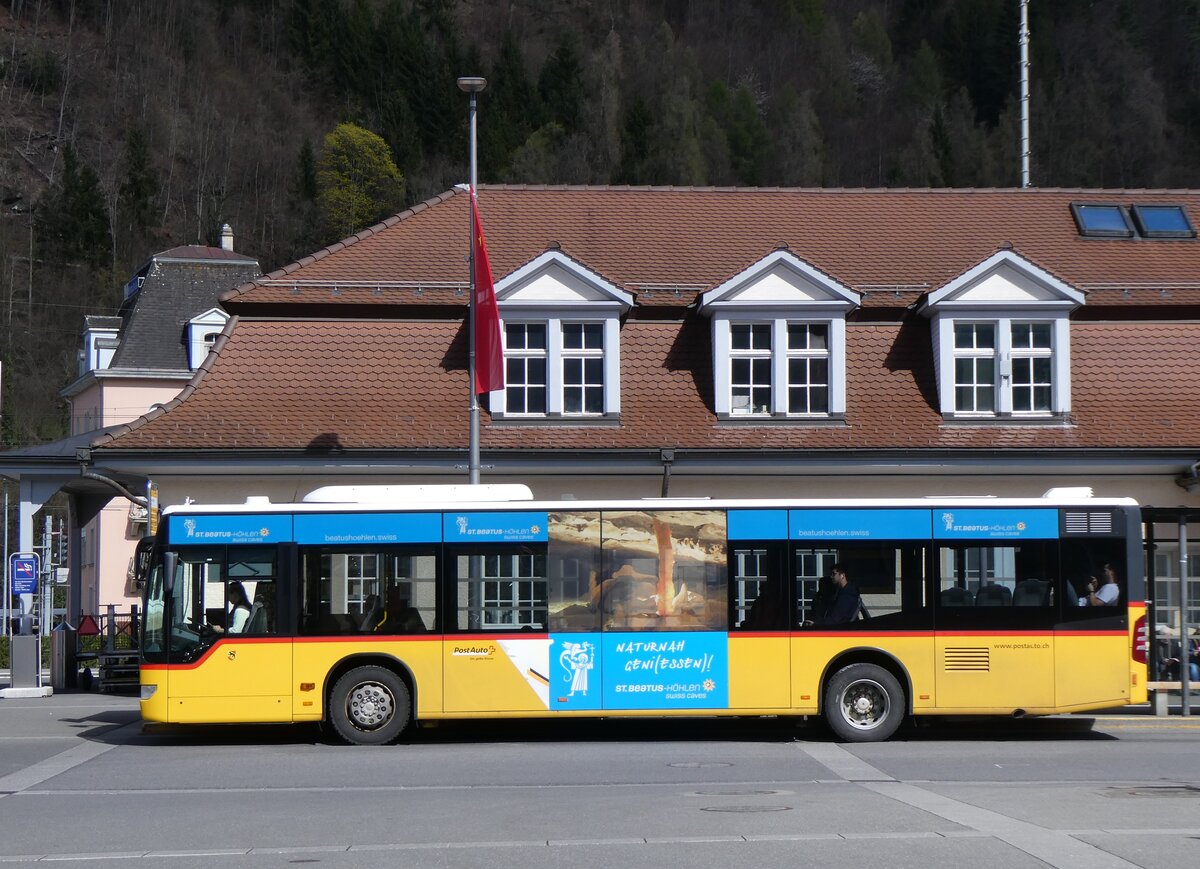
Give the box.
[329,666,411,745]
[824,663,904,742]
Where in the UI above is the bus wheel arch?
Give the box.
[324,655,416,745]
[820,649,910,743]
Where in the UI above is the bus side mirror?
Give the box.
[162,551,178,595]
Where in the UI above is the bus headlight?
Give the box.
[139,684,157,701]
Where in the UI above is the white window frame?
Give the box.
[785,322,832,416]
[187,308,229,369]
[700,250,859,421]
[493,315,620,418]
[923,250,1083,421]
[502,322,549,416]
[712,314,848,417]
[489,250,632,420]
[935,315,1069,418]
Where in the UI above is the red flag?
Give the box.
[471,190,504,394]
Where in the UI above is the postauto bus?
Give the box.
[138,485,1147,743]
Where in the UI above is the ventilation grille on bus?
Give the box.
[944,648,990,671]
[1064,511,1114,535]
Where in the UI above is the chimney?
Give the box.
[220,223,234,251]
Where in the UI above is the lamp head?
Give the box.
[457,76,487,94]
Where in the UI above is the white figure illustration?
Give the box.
[456,516,469,535]
[560,642,594,696]
[942,512,954,532]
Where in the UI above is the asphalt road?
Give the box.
[1,694,1199,869]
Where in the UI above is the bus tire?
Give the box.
[824,663,904,743]
[329,666,411,745]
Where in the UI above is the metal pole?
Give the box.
[468,89,480,485]
[1019,0,1031,187]
[1181,517,1191,716]
[3,489,8,640]
[458,76,487,485]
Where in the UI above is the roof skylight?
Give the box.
[1130,204,1196,238]
[1070,203,1133,238]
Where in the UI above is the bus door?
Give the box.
[167,546,292,722]
[729,540,791,709]
[933,530,1058,712]
[443,540,554,713]
[1054,527,1134,709]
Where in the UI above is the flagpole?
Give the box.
[458,76,486,485]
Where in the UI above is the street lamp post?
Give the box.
[458,75,487,485]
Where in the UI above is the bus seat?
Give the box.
[975,583,1013,606]
[244,598,268,633]
[360,595,383,631]
[940,586,974,606]
[1013,579,1051,607]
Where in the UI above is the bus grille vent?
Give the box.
[944,648,990,671]
[1065,511,1113,534]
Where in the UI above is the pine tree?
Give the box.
[38,147,110,268]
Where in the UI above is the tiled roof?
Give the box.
[94,187,1200,457]
[222,187,1200,311]
[108,253,261,372]
[94,317,1200,452]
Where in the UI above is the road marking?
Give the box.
[1,829,1199,863]
[794,741,1139,869]
[0,722,141,797]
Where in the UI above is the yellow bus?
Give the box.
[138,485,1147,743]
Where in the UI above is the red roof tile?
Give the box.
[96,317,1200,453]
[222,187,1200,311]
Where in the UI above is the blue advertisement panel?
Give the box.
[443,511,549,543]
[933,508,1058,539]
[168,514,292,544]
[728,509,787,540]
[601,632,728,710]
[789,509,932,540]
[294,512,441,545]
[548,633,603,711]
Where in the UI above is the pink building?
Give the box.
[58,231,259,613]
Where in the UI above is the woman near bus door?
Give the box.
[225,582,252,633]
[1079,563,1119,607]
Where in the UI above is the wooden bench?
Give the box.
[1147,681,1198,715]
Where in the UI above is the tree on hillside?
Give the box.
[316,123,406,242]
[37,148,110,268]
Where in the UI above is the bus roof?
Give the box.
[160,486,1139,517]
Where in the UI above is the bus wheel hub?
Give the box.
[349,683,393,728]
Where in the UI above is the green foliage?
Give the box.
[119,126,159,235]
[480,32,541,175]
[37,148,110,268]
[539,32,586,134]
[316,123,406,242]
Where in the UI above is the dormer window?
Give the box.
[187,308,229,369]
[701,250,859,420]
[925,251,1083,421]
[490,250,633,420]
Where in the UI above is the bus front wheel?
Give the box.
[329,666,411,745]
[824,663,904,742]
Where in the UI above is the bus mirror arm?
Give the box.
[162,551,178,595]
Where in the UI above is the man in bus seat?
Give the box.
[1078,563,1119,607]
[804,565,862,627]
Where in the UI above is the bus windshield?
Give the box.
[143,544,279,664]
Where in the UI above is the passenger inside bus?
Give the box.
[1078,563,1120,606]
[804,565,862,627]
